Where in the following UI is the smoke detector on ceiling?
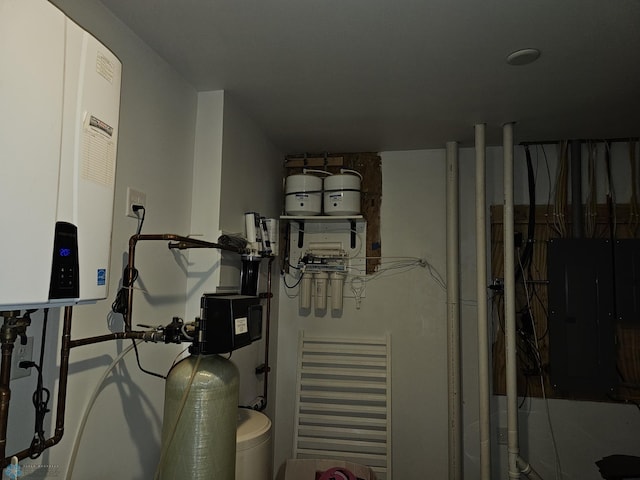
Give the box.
[506,48,541,66]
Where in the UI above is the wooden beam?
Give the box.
[284,156,344,168]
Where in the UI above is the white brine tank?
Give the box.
[236,408,273,480]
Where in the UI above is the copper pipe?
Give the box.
[2,309,163,466]
[55,307,72,445]
[1,234,240,465]
[0,341,15,462]
[125,233,242,330]
[69,330,159,349]
[260,257,275,410]
[2,307,72,466]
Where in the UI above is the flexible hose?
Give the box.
[65,342,138,479]
[153,354,202,480]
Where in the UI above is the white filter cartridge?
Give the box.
[330,272,345,311]
[299,272,313,310]
[314,272,329,311]
[244,212,260,253]
[265,218,278,253]
[259,217,272,255]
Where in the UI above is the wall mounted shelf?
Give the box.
[280,215,363,220]
[281,215,363,248]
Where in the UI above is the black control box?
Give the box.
[190,294,262,355]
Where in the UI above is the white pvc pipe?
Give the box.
[517,456,544,480]
[475,124,491,480]
[446,141,462,480]
[503,123,521,480]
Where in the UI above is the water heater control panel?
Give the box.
[48,222,80,300]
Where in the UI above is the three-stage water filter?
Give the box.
[299,271,346,312]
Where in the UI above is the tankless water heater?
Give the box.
[0,0,122,309]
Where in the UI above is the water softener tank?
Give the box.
[159,354,239,479]
[236,408,272,480]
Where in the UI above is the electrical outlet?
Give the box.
[497,427,507,445]
[11,336,33,380]
[126,187,146,218]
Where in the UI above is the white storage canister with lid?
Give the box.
[323,171,361,215]
[285,174,322,215]
[236,408,273,480]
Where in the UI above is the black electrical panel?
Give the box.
[547,238,617,396]
[614,239,640,324]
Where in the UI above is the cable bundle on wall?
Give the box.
[584,141,598,238]
[551,141,569,238]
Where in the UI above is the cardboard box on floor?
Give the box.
[277,459,377,480]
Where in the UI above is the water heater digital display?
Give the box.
[49,222,80,300]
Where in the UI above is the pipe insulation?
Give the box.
[475,124,491,480]
[503,123,521,479]
[446,141,462,480]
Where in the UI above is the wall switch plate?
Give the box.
[126,187,146,218]
[11,336,33,380]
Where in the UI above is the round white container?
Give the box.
[285,174,322,215]
[236,408,272,480]
[323,173,361,215]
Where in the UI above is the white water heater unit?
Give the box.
[0,0,122,309]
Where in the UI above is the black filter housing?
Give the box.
[191,294,262,355]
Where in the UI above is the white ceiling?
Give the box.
[98,0,640,153]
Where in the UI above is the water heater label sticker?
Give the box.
[235,317,248,335]
[96,51,114,84]
[82,114,116,187]
[97,269,106,286]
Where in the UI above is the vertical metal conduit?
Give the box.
[475,124,491,480]
[446,141,462,480]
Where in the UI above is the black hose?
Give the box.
[28,309,51,458]
[516,146,536,280]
